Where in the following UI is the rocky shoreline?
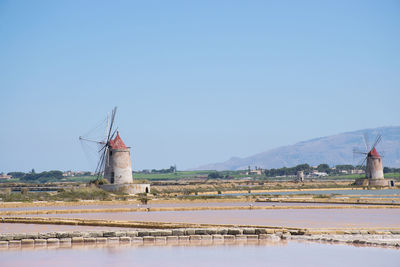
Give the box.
[290,233,400,247]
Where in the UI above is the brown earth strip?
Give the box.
[1,204,400,216]
[0,216,294,230]
[1,217,400,234]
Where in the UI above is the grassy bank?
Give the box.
[0,186,112,202]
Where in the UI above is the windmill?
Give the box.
[79,107,133,185]
[353,134,388,186]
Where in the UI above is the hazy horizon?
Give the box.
[1,1,399,173]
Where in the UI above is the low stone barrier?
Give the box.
[1,227,400,249]
[291,234,400,247]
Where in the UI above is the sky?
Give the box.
[1,0,399,173]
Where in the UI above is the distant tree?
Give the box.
[31,168,35,174]
[208,172,223,179]
[7,172,25,178]
[383,167,400,173]
[149,166,177,174]
[21,170,63,182]
[169,165,175,173]
[317,164,330,173]
[295,164,311,172]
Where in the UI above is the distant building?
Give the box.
[246,169,264,175]
[62,171,93,177]
[296,171,304,182]
[0,173,11,180]
[310,170,328,177]
[351,169,365,174]
[63,171,74,177]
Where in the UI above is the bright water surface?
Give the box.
[23,208,400,228]
[0,201,352,212]
[1,241,399,267]
[219,188,400,196]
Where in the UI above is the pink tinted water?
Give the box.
[1,241,399,267]
[0,201,347,212]
[24,208,400,228]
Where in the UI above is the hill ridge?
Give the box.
[193,126,400,170]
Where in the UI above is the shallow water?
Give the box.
[24,208,400,228]
[220,188,400,196]
[0,201,353,212]
[1,241,399,267]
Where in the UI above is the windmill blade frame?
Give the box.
[371,134,382,150]
[356,156,367,171]
[353,148,368,155]
[363,133,370,152]
[109,128,118,141]
[95,149,106,178]
[106,107,117,143]
[79,106,119,180]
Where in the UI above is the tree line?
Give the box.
[383,167,400,173]
[264,164,363,177]
[139,166,176,174]
[7,170,64,182]
[205,164,372,179]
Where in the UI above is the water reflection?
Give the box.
[22,208,400,228]
[1,240,399,267]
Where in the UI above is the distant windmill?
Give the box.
[79,107,133,184]
[353,134,388,186]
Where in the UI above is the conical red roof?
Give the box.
[109,131,127,149]
[368,147,380,158]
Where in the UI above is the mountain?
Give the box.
[194,126,400,170]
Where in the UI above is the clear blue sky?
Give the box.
[1,0,399,173]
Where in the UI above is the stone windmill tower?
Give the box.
[79,107,150,194]
[354,135,389,187]
[104,131,133,184]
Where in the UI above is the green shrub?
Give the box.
[20,188,29,195]
[0,188,11,195]
[313,194,330,199]
[137,193,149,204]
[55,186,111,201]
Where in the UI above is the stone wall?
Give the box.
[1,228,399,249]
[99,183,150,194]
[366,157,384,179]
[104,148,133,184]
[354,178,394,187]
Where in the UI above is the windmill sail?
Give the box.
[79,107,119,179]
